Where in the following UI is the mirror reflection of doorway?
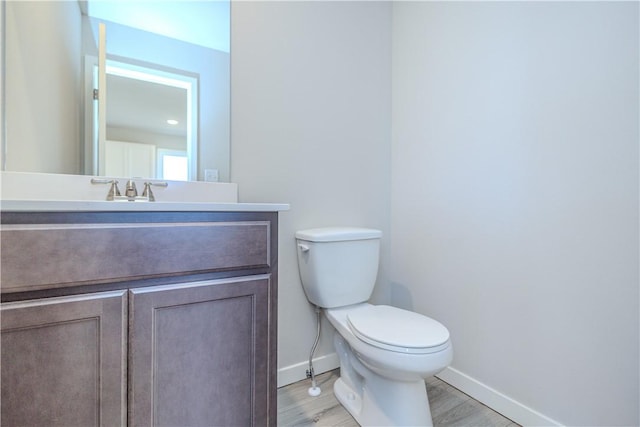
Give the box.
[105,139,156,178]
[90,58,198,181]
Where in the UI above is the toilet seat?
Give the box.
[347,305,450,354]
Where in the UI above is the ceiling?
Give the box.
[106,74,188,138]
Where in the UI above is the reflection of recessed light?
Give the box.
[167,119,179,125]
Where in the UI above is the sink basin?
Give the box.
[0,171,238,203]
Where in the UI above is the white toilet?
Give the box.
[295,227,453,427]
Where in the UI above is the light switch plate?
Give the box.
[204,169,219,182]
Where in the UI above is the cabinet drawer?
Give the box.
[1,221,270,292]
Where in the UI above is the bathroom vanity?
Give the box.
[0,201,286,426]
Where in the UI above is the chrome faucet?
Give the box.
[124,180,138,198]
[92,178,168,202]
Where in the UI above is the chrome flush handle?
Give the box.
[298,243,310,252]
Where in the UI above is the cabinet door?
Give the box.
[129,275,271,427]
[1,290,127,427]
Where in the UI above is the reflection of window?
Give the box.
[157,149,188,181]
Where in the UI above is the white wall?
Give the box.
[391,2,639,426]
[231,1,392,385]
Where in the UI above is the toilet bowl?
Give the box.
[326,303,452,426]
[327,304,452,380]
[295,227,453,426]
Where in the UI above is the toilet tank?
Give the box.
[295,227,382,308]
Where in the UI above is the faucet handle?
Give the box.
[107,180,121,200]
[141,182,155,202]
[142,181,168,202]
[90,178,121,201]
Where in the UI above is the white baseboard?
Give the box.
[436,366,563,427]
[277,352,340,388]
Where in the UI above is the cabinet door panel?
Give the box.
[129,275,270,427]
[1,291,127,427]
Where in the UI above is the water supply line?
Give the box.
[306,304,322,396]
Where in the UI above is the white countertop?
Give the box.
[0,200,290,212]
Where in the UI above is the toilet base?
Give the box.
[333,333,434,426]
[334,377,363,420]
[334,371,433,426]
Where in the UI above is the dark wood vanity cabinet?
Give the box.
[0,210,279,427]
[129,276,271,426]
[1,290,128,426]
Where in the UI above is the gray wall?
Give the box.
[5,1,82,174]
[391,2,638,425]
[231,1,392,385]
[232,1,639,426]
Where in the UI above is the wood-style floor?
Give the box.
[278,369,520,427]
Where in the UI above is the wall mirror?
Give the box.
[2,0,230,182]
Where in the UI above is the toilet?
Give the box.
[295,227,453,427]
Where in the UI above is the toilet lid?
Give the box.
[347,305,450,353]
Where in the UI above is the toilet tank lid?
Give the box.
[295,227,382,242]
